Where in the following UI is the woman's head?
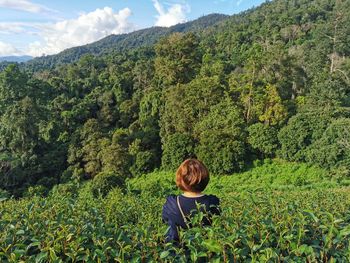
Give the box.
[176,159,209,193]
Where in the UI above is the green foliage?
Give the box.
[160,76,225,140]
[1,161,350,262]
[0,64,28,110]
[1,0,350,194]
[0,154,25,193]
[130,150,157,176]
[155,32,201,85]
[308,74,349,108]
[248,123,279,157]
[23,185,48,197]
[0,188,9,201]
[206,159,332,192]
[278,110,333,162]
[306,118,350,169]
[161,133,195,171]
[91,171,125,197]
[50,182,78,198]
[259,84,288,125]
[98,134,131,178]
[67,123,131,180]
[194,99,246,174]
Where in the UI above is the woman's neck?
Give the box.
[182,191,204,197]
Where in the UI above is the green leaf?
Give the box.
[160,251,170,259]
[35,251,48,263]
[202,239,221,253]
[16,230,25,235]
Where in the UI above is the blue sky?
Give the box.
[0,0,265,57]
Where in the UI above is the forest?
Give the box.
[0,0,349,197]
[0,0,350,261]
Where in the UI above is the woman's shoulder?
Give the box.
[164,194,177,205]
[205,194,220,204]
[163,195,180,213]
[164,194,219,204]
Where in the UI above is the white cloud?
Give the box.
[0,22,26,34]
[0,41,22,56]
[152,0,190,27]
[0,22,41,35]
[0,0,56,14]
[26,7,135,57]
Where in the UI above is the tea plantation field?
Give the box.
[1,160,350,262]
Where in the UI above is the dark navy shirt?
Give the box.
[162,194,220,243]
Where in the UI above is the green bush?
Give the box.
[194,99,246,174]
[23,185,48,197]
[50,182,79,198]
[278,111,332,162]
[0,188,9,201]
[130,150,157,176]
[91,171,125,197]
[306,118,350,169]
[161,133,194,171]
[248,123,279,157]
[195,132,245,174]
[36,177,57,188]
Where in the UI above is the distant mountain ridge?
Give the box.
[24,14,229,71]
[0,55,32,63]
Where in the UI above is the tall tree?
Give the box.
[155,32,202,86]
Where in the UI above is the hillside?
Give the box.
[0,0,349,195]
[23,14,229,71]
[0,55,32,63]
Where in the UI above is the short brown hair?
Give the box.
[176,159,209,192]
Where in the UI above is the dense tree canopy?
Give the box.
[0,0,350,196]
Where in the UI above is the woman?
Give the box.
[162,159,220,243]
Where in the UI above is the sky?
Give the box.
[0,0,266,57]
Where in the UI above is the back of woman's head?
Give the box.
[176,159,209,192]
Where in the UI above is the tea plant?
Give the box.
[1,161,350,262]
